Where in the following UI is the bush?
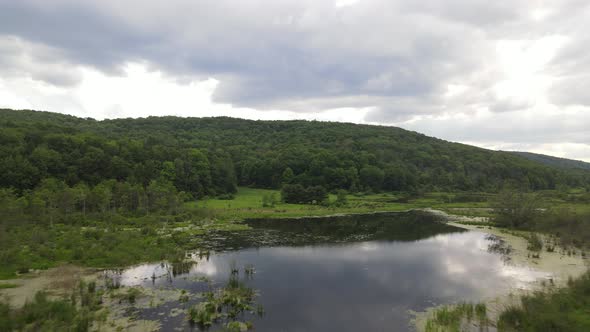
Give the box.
[281,184,328,204]
[333,190,348,207]
[217,193,235,200]
[262,193,278,207]
[492,190,542,228]
[526,233,543,252]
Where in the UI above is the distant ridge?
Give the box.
[509,151,590,171]
[1,108,589,193]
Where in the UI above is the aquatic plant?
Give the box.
[87,281,96,294]
[123,287,142,305]
[424,302,488,332]
[526,233,543,252]
[244,264,255,277]
[230,260,239,275]
[497,271,590,331]
[105,276,121,290]
[474,303,487,322]
[226,321,252,331]
[188,270,261,330]
[179,289,189,303]
[188,301,221,326]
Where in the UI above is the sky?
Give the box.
[0,0,589,161]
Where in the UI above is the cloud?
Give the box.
[0,0,506,113]
[398,107,590,161]
[0,36,82,86]
[0,0,589,161]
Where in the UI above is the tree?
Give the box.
[492,190,542,228]
[334,190,348,207]
[147,179,180,214]
[262,193,278,207]
[306,186,328,204]
[36,178,67,225]
[72,183,89,217]
[89,181,113,215]
[281,167,295,185]
[281,184,327,204]
[360,166,385,191]
[281,184,306,204]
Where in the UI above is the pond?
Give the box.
[105,211,548,331]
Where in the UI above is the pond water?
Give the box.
[106,211,548,331]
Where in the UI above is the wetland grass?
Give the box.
[497,270,590,332]
[424,302,488,332]
[0,279,104,332]
[526,233,543,252]
[0,283,18,289]
[188,269,261,330]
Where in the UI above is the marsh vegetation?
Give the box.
[1,110,590,330]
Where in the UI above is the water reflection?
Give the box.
[105,212,550,331]
[200,211,463,250]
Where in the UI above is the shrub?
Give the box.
[492,190,542,228]
[281,184,327,204]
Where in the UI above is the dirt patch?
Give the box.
[0,265,98,308]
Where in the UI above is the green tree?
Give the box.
[492,190,542,228]
[334,190,348,207]
[281,167,295,185]
[360,166,385,192]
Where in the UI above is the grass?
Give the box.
[0,283,18,289]
[526,233,544,252]
[190,187,495,222]
[1,186,589,330]
[0,279,104,331]
[0,187,513,280]
[1,187,587,281]
[497,271,590,332]
[190,188,411,221]
[424,302,488,332]
[0,222,202,279]
[188,267,261,329]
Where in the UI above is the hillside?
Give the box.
[510,151,590,171]
[1,109,589,201]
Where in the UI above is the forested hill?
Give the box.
[1,109,589,200]
[510,151,590,171]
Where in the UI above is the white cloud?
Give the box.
[0,0,589,162]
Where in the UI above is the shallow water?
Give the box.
[106,212,548,331]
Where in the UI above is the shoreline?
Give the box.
[411,216,589,331]
[3,209,587,331]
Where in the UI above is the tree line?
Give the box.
[1,109,589,205]
[0,178,184,226]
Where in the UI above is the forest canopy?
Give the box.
[1,108,589,203]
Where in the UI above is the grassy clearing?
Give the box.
[190,187,495,222]
[191,187,414,221]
